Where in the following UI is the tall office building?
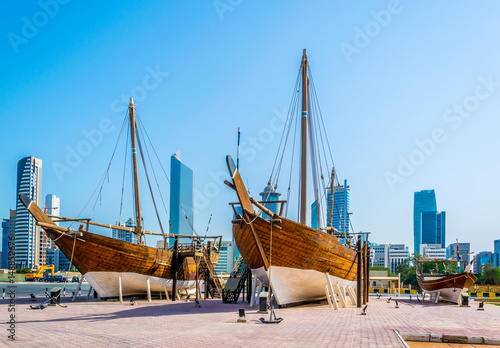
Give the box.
[169,151,194,246]
[45,194,60,223]
[15,156,42,269]
[494,239,500,268]
[420,211,446,248]
[420,244,446,259]
[326,180,350,233]
[1,217,9,269]
[214,240,235,274]
[446,242,471,269]
[7,210,15,269]
[473,251,494,273]
[112,218,138,244]
[389,245,410,274]
[45,248,71,272]
[414,189,445,254]
[44,194,60,252]
[371,243,389,268]
[260,184,281,219]
[369,242,410,273]
[311,201,318,229]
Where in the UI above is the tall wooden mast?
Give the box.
[299,49,309,225]
[129,98,144,244]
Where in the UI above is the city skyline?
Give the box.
[1,2,500,254]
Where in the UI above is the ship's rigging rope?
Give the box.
[266,59,355,241]
[68,112,129,229]
[118,126,130,223]
[75,105,200,241]
[135,113,199,237]
[135,125,166,237]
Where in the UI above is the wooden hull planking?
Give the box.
[232,212,358,305]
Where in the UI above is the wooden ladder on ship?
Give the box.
[197,247,223,299]
[222,256,251,304]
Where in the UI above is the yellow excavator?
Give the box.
[25,265,54,282]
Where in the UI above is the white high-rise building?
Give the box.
[112,218,138,244]
[420,244,446,259]
[214,240,235,275]
[15,156,42,269]
[45,194,60,250]
[370,242,410,273]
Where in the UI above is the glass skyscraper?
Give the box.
[414,189,445,255]
[474,251,494,273]
[45,194,60,250]
[326,179,350,234]
[447,242,471,269]
[112,218,138,244]
[420,211,445,248]
[169,151,194,246]
[15,156,42,269]
[1,218,9,269]
[494,239,500,268]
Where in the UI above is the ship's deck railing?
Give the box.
[228,200,288,217]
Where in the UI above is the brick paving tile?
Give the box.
[1,296,499,347]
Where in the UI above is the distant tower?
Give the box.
[45,194,60,249]
[15,156,42,269]
[169,151,194,246]
[414,190,445,254]
[326,179,350,234]
[259,183,281,219]
[494,239,500,268]
[1,215,11,269]
[420,211,446,248]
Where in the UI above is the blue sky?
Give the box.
[1,1,499,254]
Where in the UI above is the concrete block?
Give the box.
[400,333,430,342]
[429,334,442,342]
[467,336,483,344]
[484,337,500,345]
[441,335,468,344]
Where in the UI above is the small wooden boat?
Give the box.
[225,50,359,306]
[20,99,221,299]
[416,259,477,303]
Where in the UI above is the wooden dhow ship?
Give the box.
[226,50,360,306]
[21,99,221,300]
[416,258,477,304]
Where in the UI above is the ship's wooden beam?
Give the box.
[224,180,235,190]
[357,236,362,308]
[250,197,278,219]
[247,219,269,270]
[47,215,223,242]
[172,237,178,301]
[363,240,370,304]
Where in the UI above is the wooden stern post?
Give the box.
[356,236,362,307]
[366,244,371,302]
[172,237,178,301]
[363,241,368,305]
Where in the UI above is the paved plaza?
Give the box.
[1,295,500,347]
